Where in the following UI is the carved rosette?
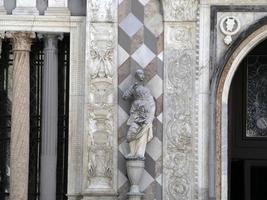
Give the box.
[86,22,117,194]
[164,24,196,200]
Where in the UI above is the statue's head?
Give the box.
[135,69,145,81]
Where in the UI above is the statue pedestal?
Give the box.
[126,159,144,200]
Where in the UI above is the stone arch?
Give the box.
[212,16,267,200]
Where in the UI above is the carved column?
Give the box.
[39,34,61,200]
[6,31,35,200]
[0,0,7,15]
[162,0,198,200]
[12,0,39,15]
[45,0,70,16]
[83,0,117,199]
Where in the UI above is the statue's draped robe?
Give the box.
[123,83,155,157]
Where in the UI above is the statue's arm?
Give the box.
[122,85,134,100]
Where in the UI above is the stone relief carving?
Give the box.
[220,16,241,45]
[164,23,196,200]
[86,23,116,191]
[165,51,194,200]
[89,0,114,22]
[162,0,198,21]
[89,24,115,79]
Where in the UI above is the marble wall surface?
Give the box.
[118,0,163,199]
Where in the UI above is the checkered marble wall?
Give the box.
[118,0,163,199]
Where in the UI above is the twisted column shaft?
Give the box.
[7,31,35,200]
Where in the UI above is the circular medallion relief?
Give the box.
[220,16,241,45]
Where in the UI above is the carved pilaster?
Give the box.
[84,22,117,198]
[163,23,197,200]
[45,0,70,16]
[6,31,35,200]
[12,0,39,15]
[84,0,118,199]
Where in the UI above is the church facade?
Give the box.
[0,0,267,200]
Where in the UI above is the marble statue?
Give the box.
[123,69,156,160]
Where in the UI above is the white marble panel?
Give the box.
[48,0,67,7]
[16,0,36,7]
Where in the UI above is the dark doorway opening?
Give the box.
[229,39,267,200]
[0,35,70,200]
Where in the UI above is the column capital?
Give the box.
[37,33,63,40]
[6,32,36,51]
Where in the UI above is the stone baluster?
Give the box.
[39,33,62,200]
[12,0,39,15]
[6,31,35,200]
[45,0,70,16]
[0,0,7,15]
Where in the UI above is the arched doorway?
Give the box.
[228,39,267,200]
[214,17,267,200]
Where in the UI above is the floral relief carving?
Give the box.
[89,0,114,21]
[86,22,116,191]
[164,28,196,200]
[89,24,115,79]
[162,0,198,21]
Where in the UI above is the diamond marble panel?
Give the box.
[118,106,129,127]
[118,45,129,66]
[145,14,163,37]
[146,74,162,99]
[119,13,143,37]
[138,0,150,6]
[146,137,162,161]
[118,170,128,189]
[139,170,154,192]
[118,0,163,199]
[131,44,155,68]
